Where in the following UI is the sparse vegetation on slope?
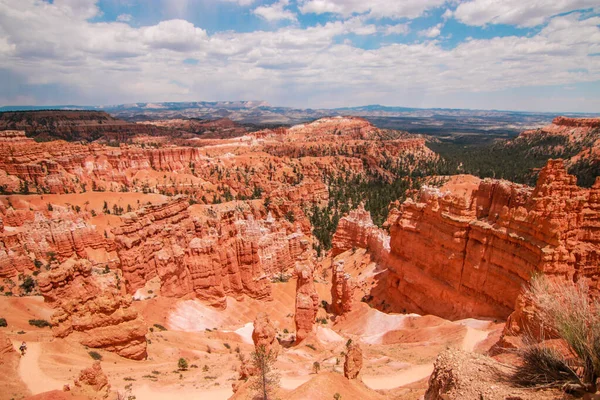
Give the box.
[513,275,600,394]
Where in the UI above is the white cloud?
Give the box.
[253,0,297,22]
[0,0,599,112]
[419,23,443,38]
[117,14,132,22]
[219,0,256,5]
[454,0,599,27]
[141,20,208,51]
[383,23,410,36]
[299,0,447,19]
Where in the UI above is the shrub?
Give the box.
[153,323,167,331]
[17,330,25,335]
[20,276,35,294]
[0,318,7,327]
[123,377,135,381]
[223,343,231,350]
[89,351,103,360]
[203,365,209,372]
[513,275,600,394]
[313,361,320,374]
[305,344,316,351]
[333,393,342,400]
[178,358,188,371]
[28,319,51,328]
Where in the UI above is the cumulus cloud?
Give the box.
[454,0,599,27]
[299,0,447,19]
[383,23,410,36]
[253,0,297,22]
[117,14,132,22]
[419,23,443,38]
[141,20,208,51]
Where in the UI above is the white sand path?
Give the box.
[14,341,65,395]
[362,323,490,390]
[131,385,232,400]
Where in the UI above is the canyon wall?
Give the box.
[112,198,316,307]
[382,160,600,320]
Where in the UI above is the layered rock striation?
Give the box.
[294,263,319,342]
[382,160,600,321]
[37,259,147,360]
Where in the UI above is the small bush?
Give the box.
[89,351,103,360]
[142,375,157,379]
[178,358,188,371]
[313,361,320,374]
[223,343,231,350]
[203,365,209,372]
[123,377,136,381]
[17,330,25,335]
[283,328,289,334]
[333,393,342,400]
[151,370,160,375]
[153,323,167,331]
[513,275,600,394]
[20,276,36,294]
[28,319,51,328]
[306,344,316,351]
[0,318,7,327]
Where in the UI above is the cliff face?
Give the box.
[37,259,148,360]
[112,198,316,307]
[0,110,163,141]
[0,207,108,279]
[382,160,600,321]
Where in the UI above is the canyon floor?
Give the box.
[0,284,499,400]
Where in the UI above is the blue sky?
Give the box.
[0,0,599,112]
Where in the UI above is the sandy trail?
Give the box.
[15,341,65,395]
[131,385,232,400]
[363,364,434,390]
[363,324,490,390]
[462,327,490,352]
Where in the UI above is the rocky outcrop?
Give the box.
[344,341,363,380]
[37,259,147,360]
[72,362,110,399]
[331,204,390,261]
[252,312,281,357]
[0,208,108,278]
[331,260,355,316]
[383,160,600,321]
[425,349,561,400]
[294,264,319,343]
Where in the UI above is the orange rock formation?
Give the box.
[381,160,600,321]
[294,263,319,343]
[344,341,363,379]
[37,259,147,360]
[331,260,355,316]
